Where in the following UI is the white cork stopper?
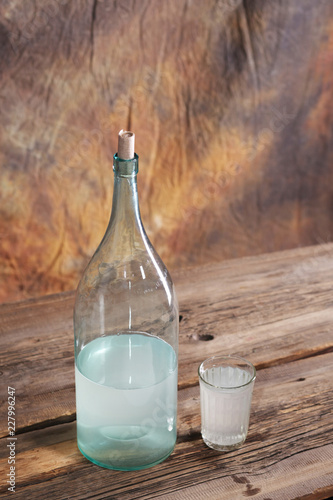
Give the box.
[118,130,135,160]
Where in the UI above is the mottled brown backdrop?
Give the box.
[1,0,333,303]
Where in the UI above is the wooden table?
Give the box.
[1,244,333,499]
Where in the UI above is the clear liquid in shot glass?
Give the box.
[199,362,255,451]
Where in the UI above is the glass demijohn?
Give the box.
[74,131,179,470]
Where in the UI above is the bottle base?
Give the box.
[78,443,175,471]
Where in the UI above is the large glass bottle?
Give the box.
[74,131,178,470]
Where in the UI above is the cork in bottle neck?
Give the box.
[118,130,135,160]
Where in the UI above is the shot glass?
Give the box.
[198,355,256,451]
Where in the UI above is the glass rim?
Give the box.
[113,152,139,163]
[198,354,256,390]
[113,153,139,177]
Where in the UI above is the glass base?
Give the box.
[202,436,245,452]
[78,443,175,471]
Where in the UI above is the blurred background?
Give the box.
[1,0,333,303]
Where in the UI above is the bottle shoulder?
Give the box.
[76,239,175,302]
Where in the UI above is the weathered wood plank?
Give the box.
[1,244,333,436]
[0,353,332,499]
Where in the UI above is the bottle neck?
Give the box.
[107,154,143,252]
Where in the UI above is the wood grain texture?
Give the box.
[0,355,332,499]
[1,244,333,434]
[1,0,333,302]
[0,244,333,498]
